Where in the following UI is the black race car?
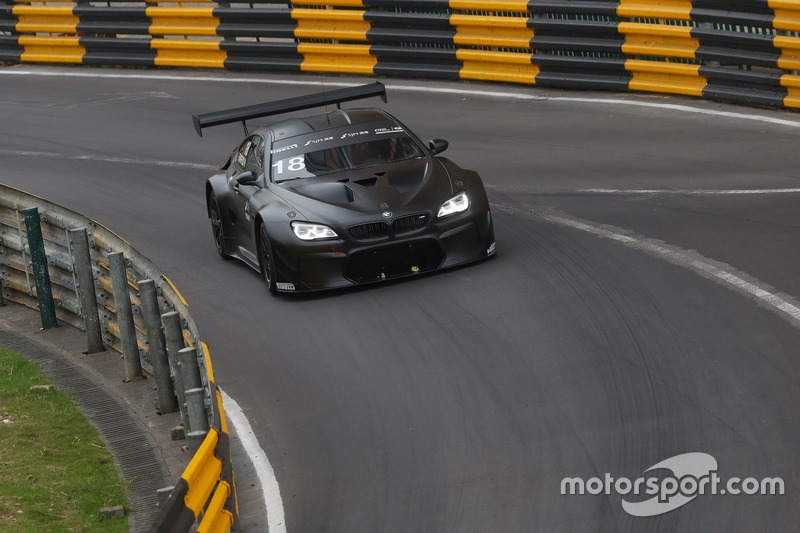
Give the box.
[194,82,495,294]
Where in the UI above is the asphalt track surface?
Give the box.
[2,66,800,532]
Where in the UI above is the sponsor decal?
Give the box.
[270,143,298,155]
[487,242,496,255]
[374,126,404,135]
[561,452,784,517]
[276,282,295,291]
[340,130,369,140]
[304,136,334,147]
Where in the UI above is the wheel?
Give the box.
[259,224,277,294]
[209,194,229,259]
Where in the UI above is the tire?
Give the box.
[209,195,229,259]
[259,223,277,294]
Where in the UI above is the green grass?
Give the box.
[0,343,129,532]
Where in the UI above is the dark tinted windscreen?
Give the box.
[270,124,424,182]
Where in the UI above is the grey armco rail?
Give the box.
[0,183,238,533]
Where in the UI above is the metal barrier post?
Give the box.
[139,279,178,414]
[162,311,188,427]
[155,486,175,509]
[185,388,210,452]
[69,228,105,353]
[180,346,209,450]
[22,207,58,329]
[179,346,203,392]
[108,251,144,381]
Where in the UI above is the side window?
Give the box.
[245,136,264,176]
[234,135,265,175]
[235,139,251,171]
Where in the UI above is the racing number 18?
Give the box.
[272,157,306,175]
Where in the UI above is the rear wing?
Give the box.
[192,81,387,137]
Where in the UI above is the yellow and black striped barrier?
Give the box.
[1,1,799,105]
[150,343,238,533]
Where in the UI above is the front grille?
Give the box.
[345,240,445,283]
[392,213,430,236]
[348,221,390,242]
[348,212,432,242]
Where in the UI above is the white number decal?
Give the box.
[272,157,306,175]
[287,157,305,172]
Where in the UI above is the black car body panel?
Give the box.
[198,82,495,293]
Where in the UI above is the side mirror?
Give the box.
[236,171,258,185]
[428,139,449,155]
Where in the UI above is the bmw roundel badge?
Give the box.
[382,211,392,218]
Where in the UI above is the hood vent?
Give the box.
[354,177,378,187]
[292,182,355,204]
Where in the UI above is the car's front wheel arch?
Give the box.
[256,218,278,294]
[205,183,214,218]
[208,192,229,259]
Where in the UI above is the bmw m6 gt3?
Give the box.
[194,82,495,294]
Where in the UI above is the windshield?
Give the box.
[270,126,425,183]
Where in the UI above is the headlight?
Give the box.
[437,190,470,218]
[291,222,338,241]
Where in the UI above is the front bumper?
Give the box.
[267,195,495,292]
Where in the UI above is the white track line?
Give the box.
[528,208,800,329]
[3,67,800,129]
[220,389,287,533]
[580,188,800,195]
[0,149,215,170]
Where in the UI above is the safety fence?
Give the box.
[2,0,800,108]
[0,183,237,533]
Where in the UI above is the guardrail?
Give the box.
[2,0,800,109]
[0,183,238,533]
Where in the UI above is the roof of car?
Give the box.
[268,108,399,141]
